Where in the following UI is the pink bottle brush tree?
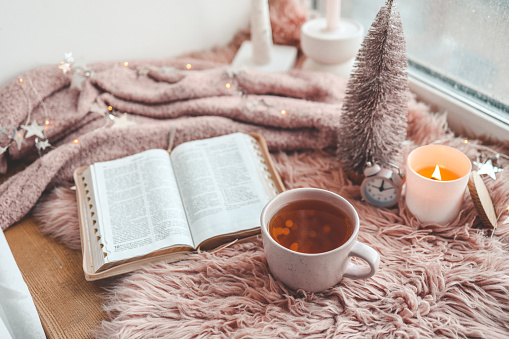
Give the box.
[338,0,409,175]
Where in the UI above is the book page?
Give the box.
[90,149,194,263]
[171,133,274,247]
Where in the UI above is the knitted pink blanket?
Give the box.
[0,59,351,230]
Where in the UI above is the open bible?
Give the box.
[73,133,284,280]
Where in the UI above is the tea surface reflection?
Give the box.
[268,199,353,254]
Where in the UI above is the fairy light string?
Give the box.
[0,53,326,164]
[0,55,503,162]
[223,67,289,117]
[463,139,509,161]
[1,54,508,228]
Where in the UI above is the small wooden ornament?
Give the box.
[468,171,497,229]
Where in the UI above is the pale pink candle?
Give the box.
[326,0,340,31]
[405,145,471,224]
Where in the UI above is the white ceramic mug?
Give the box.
[260,188,380,292]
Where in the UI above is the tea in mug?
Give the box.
[268,199,353,254]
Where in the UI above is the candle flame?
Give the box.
[431,165,442,181]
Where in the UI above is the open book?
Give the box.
[73,133,284,281]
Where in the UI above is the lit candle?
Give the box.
[416,165,460,181]
[405,145,471,224]
[431,165,442,180]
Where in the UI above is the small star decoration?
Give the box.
[21,120,45,139]
[12,128,27,150]
[35,139,51,151]
[137,68,150,76]
[64,52,74,64]
[225,67,243,79]
[477,160,498,180]
[474,154,503,181]
[112,114,137,128]
[58,52,74,74]
[58,63,72,74]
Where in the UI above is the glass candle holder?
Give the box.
[405,145,472,224]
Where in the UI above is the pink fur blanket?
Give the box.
[3,0,509,336]
[34,135,509,338]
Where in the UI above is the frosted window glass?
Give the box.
[317,0,509,122]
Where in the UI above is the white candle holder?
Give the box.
[300,17,363,79]
[232,0,297,72]
[232,41,297,72]
[405,145,472,225]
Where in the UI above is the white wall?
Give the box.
[0,0,250,86]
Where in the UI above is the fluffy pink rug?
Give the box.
[34,137,509,338]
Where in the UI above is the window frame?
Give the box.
[409,73,509,141]
[311,0,509,141]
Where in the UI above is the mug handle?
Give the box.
[343,241,380,279]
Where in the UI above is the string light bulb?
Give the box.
[58,62,71,73]
[108,106,113,112]
[464,139,469,144]
[45,120,50,125]
[186,64,192,70]
[18,78,23,83]
[73,139,79,144]
[225,83,231,89]
[123,61,129,67]
[281,110,287,115]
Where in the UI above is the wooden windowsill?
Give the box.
[4,216,111,338]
